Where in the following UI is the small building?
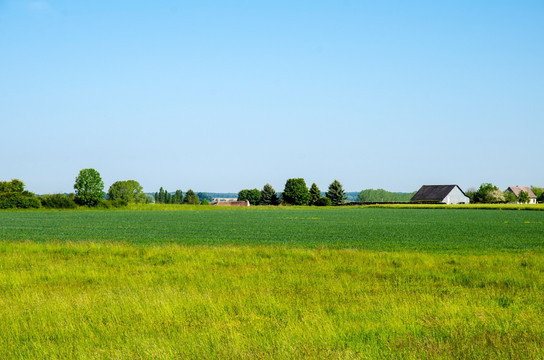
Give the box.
[411,185,470,204]
[210,199,250,206]
[505,186,537,204]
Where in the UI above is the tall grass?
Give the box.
[0,242,542,359]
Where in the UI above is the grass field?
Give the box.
[1,207,543,252]
[0,207,543,359]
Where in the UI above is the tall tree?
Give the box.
[326,180,347,206]
[518,190,530,204]
[259,184,279,205]
[107,180,145,203]
[282,178,310,205]
[158,187,165,204]
[74,168,105,206]
[531,186,543,200]
[172,190,184,204]
[309,183,321,206]
[238,188,261,205]
[184,189,200,204]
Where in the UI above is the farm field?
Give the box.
[1,207,543,252]
[0,208,543,359]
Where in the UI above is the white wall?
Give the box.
[443,187,470,204]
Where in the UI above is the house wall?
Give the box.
[443,187,470,204]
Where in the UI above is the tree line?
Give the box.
[1,168,542,209]
[237,178,347,206]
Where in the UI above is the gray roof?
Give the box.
[411,185,466,202]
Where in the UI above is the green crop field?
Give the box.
[0,207,543,359]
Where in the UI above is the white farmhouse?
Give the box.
[411,185,470,204]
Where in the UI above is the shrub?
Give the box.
[40,194,78,209]
[201,199,210,205]
[314,197,332,206]
[96,199,128,209]
[95,200,112,209]
[0,193,41,209]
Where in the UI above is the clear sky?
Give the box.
[1,1,543,194]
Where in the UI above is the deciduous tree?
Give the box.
[282,178,309,205]
[107,180,145,203]
[74,168,105,206]
[518,190,530,204]
[238,189,261,205]
[184,189,200,205]
[172,190,184,204]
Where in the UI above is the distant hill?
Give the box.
[357,189,416,202]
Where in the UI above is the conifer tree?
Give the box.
[309,183,321,206]
[326,180,347,206]
[259,184,279,205]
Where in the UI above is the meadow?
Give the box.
[0,207,543,359]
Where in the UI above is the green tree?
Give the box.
[0,179,25,193]
[259,184,279,205]
[309,183,322,206]
[172,190,184,204]
[184,189,200,205]
[158,187,165,204]
[238,189,261,205]
[197,192,213,202]
[107,180,145,203]
[74,168,105,206]
[518,190,530,204]
[201,199,210,205]
[503,190,517,203]
[473,183,500,203]
[0,179,41,209]
[326,179,347,206]
[282,178,310,205]
[531,186,543,200]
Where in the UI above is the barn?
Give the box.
[411,185,470,204]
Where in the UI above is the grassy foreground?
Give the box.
[0,242,543,359]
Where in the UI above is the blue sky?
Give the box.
[1,0,543,194]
